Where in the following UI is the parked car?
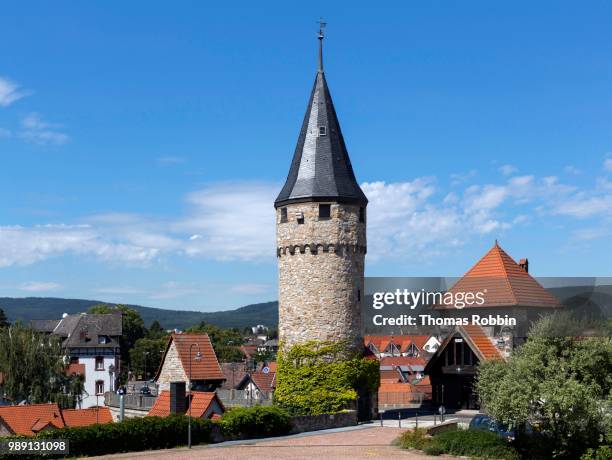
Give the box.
[139,386,152,396]
[469,414,517,440]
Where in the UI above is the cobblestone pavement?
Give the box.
[93,426,453,459]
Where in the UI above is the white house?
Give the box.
[32,313,122,408]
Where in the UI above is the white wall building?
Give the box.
[32,312,122,408]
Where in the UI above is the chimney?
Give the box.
[519,258,529,273]
[169,381,186,414]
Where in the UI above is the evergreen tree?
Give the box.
[0,308,8,328]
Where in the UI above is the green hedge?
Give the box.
[0,415,213,459]
[397,428,519,460]
[218,405,292,439]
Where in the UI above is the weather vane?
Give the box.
[318,18,327,39]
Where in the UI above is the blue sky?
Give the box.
[1,2,611,311]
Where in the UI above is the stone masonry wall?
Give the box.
[277,202,366,351]
[156,341,188,392]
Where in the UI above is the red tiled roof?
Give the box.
[437,242,562,309]
[155,333,225,381]
[66,363,85,376]
[461,324,503,360]
[380,369,402,383]
[62,407,113,427]
[266,362,277,373]
[147,390,223,418]
[364,335,433,354]
[380,356,427,367]
[378,383,416,393]
[250,371,276,393]
[220,363,248,389]
[189,392,225,418]
[240,345,257,359]
[0,404,64,436]
[147,391,172,417]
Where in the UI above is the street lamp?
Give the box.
[188,343,202,449]
[108,364,116,393]
[143,351,150,386]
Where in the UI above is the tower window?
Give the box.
[280,207,288,223]
[359,207,365,223]
[319,204,331,219]
[318,126,327,136]
[297,216,304,224]
[357,289,361,302]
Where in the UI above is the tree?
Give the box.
[147,320,165,339]
[186,322,245,363]
[129,336,168,380]
[88,304,146,369]
[0,323,82,405]
[0,308,8,328]
[475,315,612,458]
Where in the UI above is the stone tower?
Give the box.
[275,26,368,352]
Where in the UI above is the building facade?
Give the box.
[275,28,368,352]
[31,313,122,408]
[154,333,225,392]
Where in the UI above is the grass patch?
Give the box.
[395,428,432,450]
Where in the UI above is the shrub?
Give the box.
[423,444,444,456]
[275,340,379,415]
[0,415,213,459]
[431,428,519,460]
[395,428,432,450]
[219,405,292,439]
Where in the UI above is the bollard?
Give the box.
[398,411,401,429]
[119,394,125,422]
[415,411,418,429]
[434,413,437,425]
[380,412,383,427]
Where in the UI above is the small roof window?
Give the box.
[318,126,327,136]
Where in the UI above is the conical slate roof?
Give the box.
[274,38,367,208]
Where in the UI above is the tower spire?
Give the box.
[317,18,326,73]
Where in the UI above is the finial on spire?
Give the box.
[317,18,326,73]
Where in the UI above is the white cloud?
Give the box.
[19,281,61,292]
[19,113,69,145]
[0,224,161,268]
[553,195,612,219]
[604,157,612,172]
[564,165,582,175]
[499,164,518,176]
[177,182,277,261]
[450,170,477,186]
[0,171,610,268]
[0,77,28,107]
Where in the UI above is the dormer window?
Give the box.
[318,126,327,136]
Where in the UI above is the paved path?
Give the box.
[92,425,452,459]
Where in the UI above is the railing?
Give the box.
[216,389,274,407]
[104,392,156,411]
